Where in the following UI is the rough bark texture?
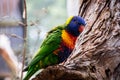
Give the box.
[33,0,120,80]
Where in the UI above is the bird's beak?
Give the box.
[79,25,84,33]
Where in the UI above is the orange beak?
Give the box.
[79,25,84,33]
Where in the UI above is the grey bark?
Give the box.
[33,0,120,80]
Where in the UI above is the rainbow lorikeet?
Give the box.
[23,16,86,80]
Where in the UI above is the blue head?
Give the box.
[65,16,86,36]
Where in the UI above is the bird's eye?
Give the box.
[73,19,76,21]
[78,23,81,25]
[75,21,80,25]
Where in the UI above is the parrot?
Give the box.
[23,16,86,80]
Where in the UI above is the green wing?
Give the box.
[23,24,66,80]
[28,25,65,67]
[47,24,66,34]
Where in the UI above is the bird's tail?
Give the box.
[23,66,40,80]
[23,66,29,72]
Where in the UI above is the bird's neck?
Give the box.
[61,30,77,49]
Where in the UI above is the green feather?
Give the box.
[23,25,65,80]
[23,65,40,80]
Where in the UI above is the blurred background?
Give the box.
[0,0,68,79]
[26,0,67,62]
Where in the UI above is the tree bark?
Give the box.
[33,0,120,80]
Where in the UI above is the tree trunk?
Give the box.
[33,0,120,80]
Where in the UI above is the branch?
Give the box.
[32,65,95,80]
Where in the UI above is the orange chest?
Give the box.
[61,30,77,49]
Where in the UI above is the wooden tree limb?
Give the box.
[32,65,96,80]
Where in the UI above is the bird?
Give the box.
[23,16,86,80]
